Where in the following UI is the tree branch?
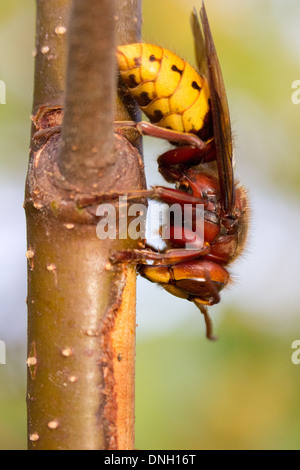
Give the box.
[59,0,117,188]
[33,0,71,113]
[26,0,144,450]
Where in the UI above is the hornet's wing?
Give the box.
[190,7,207,76]
[199,3,235,214]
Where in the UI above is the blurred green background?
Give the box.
[1,0,300,450]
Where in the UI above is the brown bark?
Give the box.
[26,0,144,450]
[58,0,117,187]
[32,0,72,114]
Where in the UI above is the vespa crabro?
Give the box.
[113,3,249,340]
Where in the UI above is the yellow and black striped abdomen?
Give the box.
[117,43,212,141]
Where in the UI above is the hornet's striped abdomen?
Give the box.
[117,44,213,141]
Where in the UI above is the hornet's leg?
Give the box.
[110,244,210,265]
[114,120,206,149]
[76,185,210,209]
[34,126,62,140]
[33,105,63,141]
[157,139,216,182]
[195,304,218,341]
[115,121,216,181]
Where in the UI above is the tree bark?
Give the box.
[32,0,71,114]
[26,0,144,450]
[58,0,117,187]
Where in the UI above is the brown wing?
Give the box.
[190,8,207,76]
[199,3,235,215]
